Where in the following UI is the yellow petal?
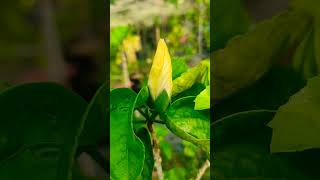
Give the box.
[148,39,172,101]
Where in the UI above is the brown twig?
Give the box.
[40,0,66,83]
[121,51,131,88]
[195,159,210,180]
[149,123,164,180]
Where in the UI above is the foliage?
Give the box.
[110,39,210,179]
[0,82,107,179]
[110,0,210,88]
[213,0,320,178]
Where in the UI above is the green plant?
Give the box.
[213,0,320,179]
[0,82,107,179]
[110,39,210,180]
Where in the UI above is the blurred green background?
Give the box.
[0,0,106,101]
[110,0,210,90]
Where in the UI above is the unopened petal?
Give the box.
[148,39,172,101]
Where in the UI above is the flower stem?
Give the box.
[149,124,164,180]
[195,159,210,180]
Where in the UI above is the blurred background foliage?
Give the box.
[0,0,106,101]
[110,0,210,89]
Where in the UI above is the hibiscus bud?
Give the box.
[148,39,172,112]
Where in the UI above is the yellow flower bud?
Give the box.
[148,39,172,101]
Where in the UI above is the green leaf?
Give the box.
[172,83,205,102]
[165,97,210,154]
[291,1,320,78]
[0,83,88,179]
[194,86,210,110]
[153,90,170,113]
[314,21,320,75]
[292,28,318,79]
[212,109,319,179]
[213,11,310,100]
[110,88,145,180]
[79,83,108,146]
[268,75,320,153]
[212,110,276,146]
[213,132,315,179]
[291,0,320,18]
[171,57,188,80]
[136,127,154,180]
[135,86,149,108]
[213,66,306,120]
[212,0,250,51]
[172,62,207,96]
[199,60,210,86]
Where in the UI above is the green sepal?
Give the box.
[153,90,170,113]
[135,86,149,108]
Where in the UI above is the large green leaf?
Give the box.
[212,110,276,146]
[110,88,145,180]
[268,75,320,153]
[212,0,250,51]
[165,97,210,154]
[212,109,320,179]
[79,84,108,146]
[0,83,88,179]
[213,66,306,120]
[134,88,153,180]
[213,11,310,100]
[136,127,154,180]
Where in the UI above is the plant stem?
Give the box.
[40,0,66,83]
[148,123,164,180]
[121,51,131,88]
[195,159,210,180]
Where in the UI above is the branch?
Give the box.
[39,0,66,83]
[149,124,164,180]
[195,159,210,180]
[79,146,109,173]
[121,51,131,88]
